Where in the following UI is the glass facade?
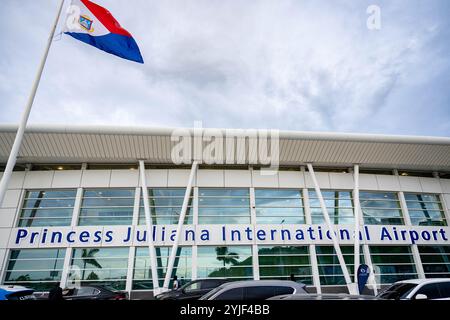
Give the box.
[418,246,450,278]
[309,190,354,224]
[255,189,304,224]
[71,247,129,290]
[198,188,250,224]
[138,188,193,225]
[369,246,418,284]
[3,249,66,291]
[316,246,364,285]
[405,193,447,226]
[133,246,192,290]
[258,246,312,284]
[79,189,135,226]
[18,190,76,227]
[6,184,450,292]
[360,191,404,225]
[197,246,253,279]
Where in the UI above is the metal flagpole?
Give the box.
[0,0,65,206]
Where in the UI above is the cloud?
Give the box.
[0,0,449,136]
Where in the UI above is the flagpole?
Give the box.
[0,0,65,206]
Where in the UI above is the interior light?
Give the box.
[57,166,64,170]
[401,172,408,176]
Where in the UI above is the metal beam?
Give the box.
[353,164,361,284]
[162,161,198,290]
[306,163,355,294]
[139,160,161,294]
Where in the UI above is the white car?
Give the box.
[376,278,450,300]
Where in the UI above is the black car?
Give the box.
[62,285,128,300]
[155,279,229,300]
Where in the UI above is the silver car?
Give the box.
[199,280,308,300]
[268,293,381,300]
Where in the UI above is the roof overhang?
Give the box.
[0,124,449,171]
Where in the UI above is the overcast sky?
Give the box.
[1,0,449,136]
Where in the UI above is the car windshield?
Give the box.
[377,283,417,299]
[198,285,224,300]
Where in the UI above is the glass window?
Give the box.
[405,194,447,226]
[138,188,193,225]
[369,246,417,284]
[360,191,404,225]
[418,246,450,278]
[308,190,354,225]
[215,287,244,300]
[71,247,129,290]
[197,246,253,280]
[3,249,66,291]
[255,189,304,224]
[78,189,135,226]
[198,188,250,224]
[316,246,364,286]
[18,190,76,227]
[133,246,192,290]
[415,283,441,299]
[258,246,312,285]
[437,282,450,298]
[244,286,294,300]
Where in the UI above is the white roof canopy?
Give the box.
[0,124,449,171]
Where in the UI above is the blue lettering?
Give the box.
[200,230,209,241]
[281,229,291,241]
[409,230,419,245]
[185,230,195,241]
[170,230,176,241]
[79,231,90,242]
[231,230,241,241]
[257,230,266,241]
[105,231,113,243]
[94,231,102,243]
[295,229,304,240]
[380,227,392,241]
[67,231,76,243]
[51,232,62,243]
[15,229,28,244]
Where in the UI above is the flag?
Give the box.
[64,0,144,63]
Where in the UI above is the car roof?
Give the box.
[0,285,34,293]
[215,280,306,289]
[269,293,380,300]
[393,278,450,285]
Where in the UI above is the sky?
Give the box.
[0,0,449,136]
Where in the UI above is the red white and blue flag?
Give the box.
[64,0,144,63]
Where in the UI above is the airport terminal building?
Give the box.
[0,125,449,298]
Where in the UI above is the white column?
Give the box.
[162,161,198,290]
[125,247,136,292]
[309,245,322,294]
[70,187,83,226]
[60,247,73,288]
[192,187,199,280]
[252,244,260,280]
[353,165,361,284]
[303,188,312,224]
[362,244,378,295]
[306,163,354,294]
[139,160,161,294]
[399,191,426,279]
[132,187,141,226]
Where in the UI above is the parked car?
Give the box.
[376,278,450,300]
[155,278,230,300]
[62,285,128,300]
[0,285,36,301]
[199,280,308,300]
[268,293,381,300]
